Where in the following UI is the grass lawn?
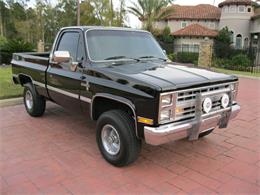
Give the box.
[0,66,23,99]
[212,67,260,78]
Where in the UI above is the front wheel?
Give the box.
[96,110,141,167]
[23,83,46,117]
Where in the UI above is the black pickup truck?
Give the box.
[12,26,240,166]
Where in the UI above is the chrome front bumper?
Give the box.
[144,104,240,145]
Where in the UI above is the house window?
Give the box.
[248,7,251,12]
[193,44,200,53]
[181,21,188,28]
[209,22,215,29]
[235,34,242,49]
[223,6,229,13]
[181,44,189,52]
[230,31,234,43]
[229,5,236,13]
[238,6,245,12]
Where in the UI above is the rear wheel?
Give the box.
[23,83,46,117]
[96,110,141,167]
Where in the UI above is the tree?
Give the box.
[214,27,233,58]
[80,1,100,25]
[128,0,174,33]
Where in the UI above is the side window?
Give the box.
[57,32,80,62]
[77,34,85,62]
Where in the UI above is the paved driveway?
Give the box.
[1,77,260,194]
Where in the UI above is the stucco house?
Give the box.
[153,0,260,65]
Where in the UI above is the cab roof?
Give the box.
[60,26,148,33]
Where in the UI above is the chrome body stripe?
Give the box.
[33,81,45,88]
[80,96,92,103]
[47,85,79,99]
[33,80,92,103]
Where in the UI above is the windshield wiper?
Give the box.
[104,56,140,62]
[139,55,167,61]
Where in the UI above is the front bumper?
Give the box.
[144,104,240,145]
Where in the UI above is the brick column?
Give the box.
[198,39,213,68]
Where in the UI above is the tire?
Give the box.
[199,128,214,138]
[96,110,141,167]
[23,83,46,117]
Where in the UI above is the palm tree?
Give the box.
[128,0,174,33]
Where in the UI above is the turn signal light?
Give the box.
[137,117,154,125]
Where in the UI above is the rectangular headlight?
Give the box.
[159,93,176,124]
[160,109,172,122]
[230,82,239,102]
[161,94,173,107]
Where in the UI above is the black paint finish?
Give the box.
[11,26,238,138]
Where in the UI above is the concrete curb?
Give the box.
[0,97,23,108]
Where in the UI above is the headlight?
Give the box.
[161,94,172,107]
[160,109,172,122]
[230,82,239,102]
[221,93,229,108]
[159,93,176,123]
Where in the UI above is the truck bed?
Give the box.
[11,52,50,98]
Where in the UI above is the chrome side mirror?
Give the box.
[163,50,167,55]
[53,51,71,63]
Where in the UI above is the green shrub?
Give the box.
[213,58,231,69]
[1,38,34,64]
[231,54,251,68]
[176,52,199,64]
[167,53,175,61]
[213,54,252,70]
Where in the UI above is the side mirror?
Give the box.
[163,50,167,55]
[53,51,71,63]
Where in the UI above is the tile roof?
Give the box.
[172,24,218,37]
[166,4,221,20]
[218,0,253,7]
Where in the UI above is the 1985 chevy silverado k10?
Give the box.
[12,26,240,166]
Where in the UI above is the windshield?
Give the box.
[86,29,166,62]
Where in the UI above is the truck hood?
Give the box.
[101,61,237,91]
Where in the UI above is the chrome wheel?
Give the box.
[25,90,33,110]
[101,124,120,155]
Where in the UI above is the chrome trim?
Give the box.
[33,81,45,88]
[32,80,92,103]
[80,96,92,103]
[172,81,237,95]
[201,88,230,97]
[158,82,238,124]
[91,93,139,138]
[144,104,240,145]
[47,85,79,99]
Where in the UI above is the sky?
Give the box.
[27,0,225,28]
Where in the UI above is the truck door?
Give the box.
[47,30,84,112]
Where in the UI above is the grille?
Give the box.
[175,83,231,121]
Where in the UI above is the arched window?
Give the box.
[235,34,242,49]
[230,31,234,43]
[244,37,249,49]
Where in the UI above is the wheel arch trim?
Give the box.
[91,93,139,138]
